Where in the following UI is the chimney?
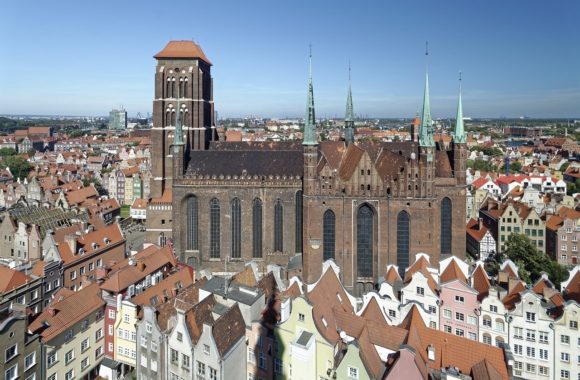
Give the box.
[64,234,77,253]
[47,307,57,317]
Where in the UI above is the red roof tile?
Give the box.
[154,40,212,64]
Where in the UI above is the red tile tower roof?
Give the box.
[154,40,212,65]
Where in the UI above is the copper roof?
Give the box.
[154,40,212,64]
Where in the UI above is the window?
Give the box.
[468,332,477,340]
[561,370,570,379]
[483,334,492,345]
[539,349,548,360]
[108,309,115,319]
[209,367,217,380]
[538,366,549,376]
[561,352,570,362]
[65,369,74,380]
[443,309,452,319]
[47,351,57,367]
[526,363,536,374]
[5,365,17,380]
[274,358,283,374]
[295,190,303,254]
[323,209,336,261]
[197,361,206,377]
[397,210,410,274]
[388,309,396,318]
[141,336,148,348]
[95,346,103,359]
[5,344,17,361]
[81,357,89,370]
[483,317,492,328]
[298,313,305,322]
[441,198,452,254]
[526,329,536,342]
[468,316,477,325]
[186,196,199,250]
[444,325,452,334]
[258,352,267,370]
[455,328,465,337]
[177,332,183,342]
[123,313,130,323]
[96,328,103,340]
[526,312,536,322]
[274,199,284,252]
[514,344,523,355]
[526,346,535,358]
[203,344,210,355]
[252,198,263,258]
[170,349,179,364]
[151,342,158,352]
[89,262,94,271]
[348,366,359,379]
[210,198,220,258]
[561,335,570,344]
[428,305,436,314]
[97,258,102,267]
[81,338,90,352]
[231,198,241,259]
[182,354,190,369]
[455,295,464,303]
[65,349,74,364]
[455,312,465,322]
[70,270,77,280]
[248,347,256,364]
[416,287,425,296]
[539,331,549,344]
[25,352,36,369]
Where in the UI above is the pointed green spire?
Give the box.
[303,46,317,146]
[419,70,434,147]
[173,85,184,147]
[345,62,354,145]
[453,72,466,144]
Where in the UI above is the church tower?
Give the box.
[150,40,215,199]
[453,73,467,185]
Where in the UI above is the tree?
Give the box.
[0,147,17,157]
[503,234,568,285]
[2,156,32,180]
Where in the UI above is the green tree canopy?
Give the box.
[2,156,32,180]
[503,233,569,285]
[0,147,17,157]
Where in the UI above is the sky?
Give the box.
[0,0,579,119]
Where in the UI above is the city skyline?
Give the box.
[1,0,579,118]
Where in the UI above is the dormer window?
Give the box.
[92,242,98,250]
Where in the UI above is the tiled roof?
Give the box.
[57,223,124,266]
[562,270,580,303]
[471,264,491,301]
[154,40,212,64]
[29,283,104,342]
[401,306,509,379]
[338,144,365,180]
[65,185,99,206]
[131,266,194,306]
[466,219,489,242]
[212,303,246,358]
[100,245,175,293]
[440,259,467,284]
[0,266,34,292]
[384,265,402,284]
[404,255,437,293]
[501,280,526,310]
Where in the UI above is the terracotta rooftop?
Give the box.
[0,266,34,292]
[384,265,402,284]
[471,264,491,301]
[154,40,212,64]
[466,219,489,242]
[404,255,437,293]
[131,266,194,306]
[440,259,467,284]
[562,269,580,303]
[57,223,124,266]
[29,283,104,342]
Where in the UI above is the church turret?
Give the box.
[453,73,467,184]
[344,63,355,146]
[172,87,185,179]
[303,48,318,196]
[419,45,435,197]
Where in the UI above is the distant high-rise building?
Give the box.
[108,108,127,130]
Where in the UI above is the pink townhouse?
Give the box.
[438,257,480,341]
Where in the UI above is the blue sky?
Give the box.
[1,0,579,118]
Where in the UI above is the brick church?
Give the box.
[146,40,467,294]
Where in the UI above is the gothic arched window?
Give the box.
[186,196,198,250]
[210,198,220,258]
[441,197,452,255]
[295,191,303,253]
[252,198,263,258]
[274,199,283,252]
[231,198,241,259]
[323,209,335,261]
[357,204,374,278]
[397,211,410,275]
